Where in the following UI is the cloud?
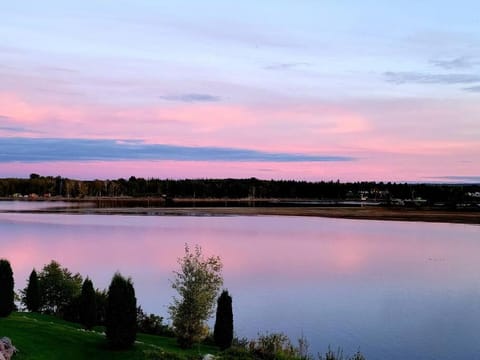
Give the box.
[0,137,355,163]
[159,93,220,103]
[430,57,479,70]
[0,115,39,133]
[0,125,30,133]
[463,85,480,92]
[264,62,310,70]
[384,71,480,84]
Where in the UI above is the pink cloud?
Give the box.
[0,92,369,149]
[1,92,479,181]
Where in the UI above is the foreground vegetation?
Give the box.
[1,251,367,359]
[0,312,216,359]
[1,313,365,360]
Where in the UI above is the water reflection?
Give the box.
[1,212,480,360]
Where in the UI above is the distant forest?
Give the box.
[1,174,479,205]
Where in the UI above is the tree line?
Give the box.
[0,174,478,204]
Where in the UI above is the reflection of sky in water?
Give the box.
[1,212,480,359]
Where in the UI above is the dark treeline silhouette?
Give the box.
[1,174,479,206]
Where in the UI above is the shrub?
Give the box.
[106,273,137,349]
[24,269,40,312]
[0,259,14,317]
[80,278,97,330]
[252,332,297,360]
[318,347,366,360]
[137,306,173,336]
[214,290,233,350]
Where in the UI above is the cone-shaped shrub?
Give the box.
[106,273,137,349]
[25,269,40,312]
[214,290,233,350]
[80,278,97,330]
[0,259,14,317]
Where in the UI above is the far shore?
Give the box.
[1,197,478,225]
[56,207,480,225]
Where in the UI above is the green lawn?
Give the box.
[0,312,217,359]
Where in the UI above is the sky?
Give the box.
[0,1,479,182]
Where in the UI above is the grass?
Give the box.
[0,312,217,359]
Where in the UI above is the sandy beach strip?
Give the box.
[18,205,480,225]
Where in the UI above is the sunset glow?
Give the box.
[1,1,479,181]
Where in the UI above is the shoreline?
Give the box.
[3,205,479,225]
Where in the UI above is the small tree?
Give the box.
[169,244,223,348]
[25,269,40,312]
[214,290,233,350]
[106,273,137,349]
[137,306,170,336]
[37,260,83,315]
[0,259,14,317]
[80,278,97,330]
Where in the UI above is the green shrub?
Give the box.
[79,278,97,330]
[24,269,40,312]
[106,272,137,349]
[0,259,14,317]
[214,290,233,350]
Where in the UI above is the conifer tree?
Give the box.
[25,269,40,312]
[80,278,97,330]
[0,259,15,317]
[214,290,233,350]
[106,273,137,349]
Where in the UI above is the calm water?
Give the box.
[1,202,480,359]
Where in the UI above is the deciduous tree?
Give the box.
[169,244,223,348]
[37,260,82,315]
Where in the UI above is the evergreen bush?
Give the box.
[214,290,233,350]
[106,273,137,349]
[0,259,14,317]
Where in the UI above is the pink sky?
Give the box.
[1,1,480,181]
[1,91,479,181]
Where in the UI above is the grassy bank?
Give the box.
[0,312,216,359]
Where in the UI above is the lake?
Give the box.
[1,201,480,359]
